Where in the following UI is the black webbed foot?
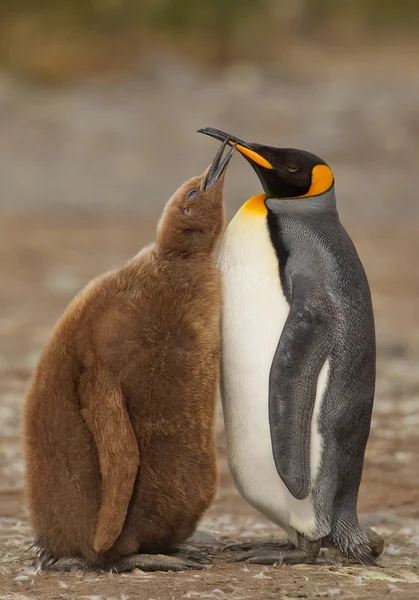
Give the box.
[225,540,294,553]
[171,546,213,565]
[110,552,209,572]
[229,534,321,566]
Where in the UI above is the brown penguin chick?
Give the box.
[22,140,236,573]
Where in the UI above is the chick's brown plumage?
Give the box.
[23,155,230,569]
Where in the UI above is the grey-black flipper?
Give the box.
[269,274,335,500]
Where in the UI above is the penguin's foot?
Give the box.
[40,551,211,573]
[322,525,384,562]
[229,534,321,566]
[110,552,209,573]
[225,541,294,553]
[171,546,214,564]
[41,557,88,572]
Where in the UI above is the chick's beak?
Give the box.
[203,138,238,191]
[198,127,273,171]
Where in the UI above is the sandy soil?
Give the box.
[0,214,418,599]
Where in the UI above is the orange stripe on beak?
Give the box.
[228,141,273,170]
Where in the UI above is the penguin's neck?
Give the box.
[265,186,338,217]
[224,187,338,250]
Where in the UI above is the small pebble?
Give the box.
[388,583,403,593]
[253,569,271,579]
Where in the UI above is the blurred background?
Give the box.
[1,1,419,597]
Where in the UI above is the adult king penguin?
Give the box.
[198,127,384,566]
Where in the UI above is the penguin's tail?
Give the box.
[328,516,378,566]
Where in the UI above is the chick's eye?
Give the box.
[186,189,199,200]
[286,166,298,173]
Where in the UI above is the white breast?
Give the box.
[218,208,329,540]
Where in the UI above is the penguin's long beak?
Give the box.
[198,127,273,171]
[203,138,238,191]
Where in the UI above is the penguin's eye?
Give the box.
[286,166,298,173]
[186,189,199,200]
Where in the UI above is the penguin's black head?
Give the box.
[198,127,334,200]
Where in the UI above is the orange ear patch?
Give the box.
[240,194,268,216]
[298,164,334,198]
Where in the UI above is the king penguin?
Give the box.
[198,127,384,566]
[23,139,236,572]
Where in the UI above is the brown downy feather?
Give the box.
[23,158,229,567]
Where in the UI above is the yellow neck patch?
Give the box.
[239,194,268,216]
[298,164,334,198]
